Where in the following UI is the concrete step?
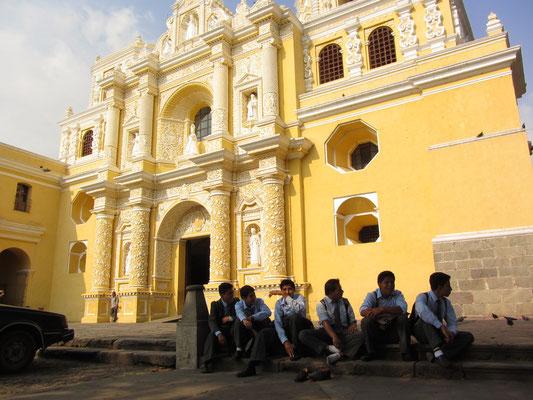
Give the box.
[41,347,175,368]
[62,337,176,352]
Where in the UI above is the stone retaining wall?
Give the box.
[432,228,533,317]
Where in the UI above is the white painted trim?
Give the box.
[0,219,46,237]
[433,226,533,243]
[428,128,523,151]
[0,233,40,244]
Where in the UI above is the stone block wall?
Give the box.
[432,228,533,317]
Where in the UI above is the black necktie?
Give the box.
[333,301,344,334]
[436,299,443,321]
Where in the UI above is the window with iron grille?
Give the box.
[359,225,379,243]
[194,107,212,141]
[81,130,93,157]
[351,142,378,170]
[368,26,397,69]
[14,183,30,212]
[319,44,344,84]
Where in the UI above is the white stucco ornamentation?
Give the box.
[92,214,114,289]
[69,126,79,159]
[262,181,287,278]
[346,34,362,65]
[129,207,151,287]
[212,109,228,134]
[398,14,418,48]
[263,92,278,117]
[92,117,103,155]
[60,128,70,160]
[424,2,445,39]
[209,192,231,282]
[158,120,183,161]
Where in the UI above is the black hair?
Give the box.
[430,272,450,290]
[240,285,255,299]
[377,270,395,284]
[324,279,340,295]
[280,279,295,290]
[218,282,233,296]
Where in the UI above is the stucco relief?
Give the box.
[159,119,184,160]
[236,181,262,206]
[212,109,228,133]
[303,46,312,79]
[154,240,172,279]
[346,34,362,65]
[129,208,151,287]
[424,3,445,39]
[232,41,258,58]
[399,14,418,48]
[263,92,278,116]
[262,182,286,278]
[158,58,211,87]
[209,194,231,281]
[124,100,139,122]
[60,129,70,160]
[93,215,114,289]
[234,53,261,83]
[174,206,211,239]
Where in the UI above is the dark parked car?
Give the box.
[0,304,74,372]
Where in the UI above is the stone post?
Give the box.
[261,176,287,279]
[128,206,151,287]
[175,285,210,369]
[92,213,115,290]
[261,39,279,118]
[104,105,120,166]
[212,60,229,136]
[208,189,231,283]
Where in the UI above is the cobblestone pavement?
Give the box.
[0,357,169,398]
[5,368,533,400]
[67,318,533,345]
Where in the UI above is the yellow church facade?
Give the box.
[1,0,532,322]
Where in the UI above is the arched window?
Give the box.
[68,241,87,274]
[368,26,397,69]
[319,44,344,84]
[81,130,93,157]
[14,183,31,212]
[194,107,212,141]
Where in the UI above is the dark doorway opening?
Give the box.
[185,236,210,288]
[0,248,30,306]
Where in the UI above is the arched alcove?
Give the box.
[334,193,380,246]
[0,248,31,306]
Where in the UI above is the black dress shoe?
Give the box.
[309,369,331,381]
[234,350,244,360]
[236,365,256,377]
[200,363,213,373]
[434,355,452,368]
[360,353,377,362]
[294,368,309,382]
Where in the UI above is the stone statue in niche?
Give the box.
[208,14,219,30]
[185,14,197,40]
[247,93,258,121]
[132,133,142,156]
[249,227,261,265]
[124,244,132,276]
[184,124,199,155]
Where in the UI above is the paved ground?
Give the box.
[4,363,533,400]
[67,318,533,345]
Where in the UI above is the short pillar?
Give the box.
[175,285,209,369]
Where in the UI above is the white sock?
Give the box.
[327,345,340,354]
[433,348,444,358]
[236,347,243,351]
[326,353,342,365]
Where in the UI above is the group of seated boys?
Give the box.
[199,271,474,377]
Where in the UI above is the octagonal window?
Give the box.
[71,192,94,225]
[325,120,379,173]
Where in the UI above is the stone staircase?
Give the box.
[41,338,533,381]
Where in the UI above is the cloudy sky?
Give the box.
[0,0,532,159]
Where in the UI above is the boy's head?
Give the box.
[325,279,343,300]
[240,285,256,307]
[430,272,452,297]
[280,279,295,298]
[218,282,234,303]
[377,271,395,297]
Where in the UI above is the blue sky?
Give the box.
[0,0,531,159]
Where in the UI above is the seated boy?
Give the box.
[200,282,239,373]
[270,279,313,360]
[412,272,474,368]
[359,270,414,361]
[234,285,272,359]
[299,279,364,365]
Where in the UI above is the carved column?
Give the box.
[104,105,120,166]
[261,39,279,118]
[261,176,287,279]
[212,60,229,136]
[208,189,231,283]
[92,213,115,290]
[128,206,151,287]
[138,91,154,156]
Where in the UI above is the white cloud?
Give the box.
[0,0,151,159]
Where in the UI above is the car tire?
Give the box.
[0,330,37,373]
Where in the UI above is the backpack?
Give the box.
[320,298,350,325]
[409,292,447,325]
